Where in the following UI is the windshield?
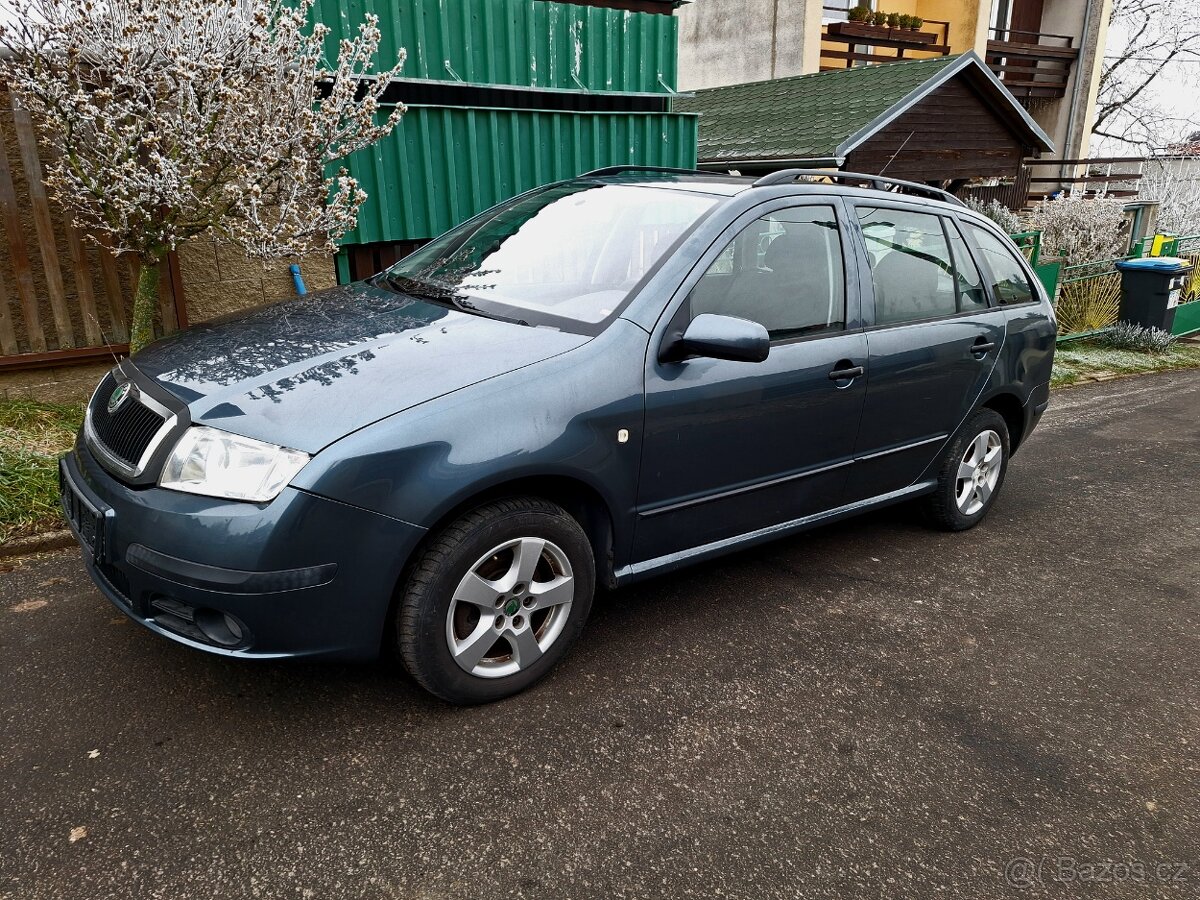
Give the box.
[380,183,718,331]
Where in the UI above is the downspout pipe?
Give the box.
[1061,0,1098,185]
[289,264,307,296]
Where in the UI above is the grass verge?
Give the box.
[0,399,84,545]
[1051,339,1200,388]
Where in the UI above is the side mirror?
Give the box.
[667,313,770,363]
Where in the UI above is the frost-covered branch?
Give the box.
[0,0,406,261]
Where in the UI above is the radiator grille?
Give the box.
[88,372,166,469]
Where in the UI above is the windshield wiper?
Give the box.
[453,298,529,327]
[379,273,528,327]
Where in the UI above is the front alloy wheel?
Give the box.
[397,497,595,704]
[447,537,575,678]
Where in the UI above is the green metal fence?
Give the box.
[342,106,698,246]
[1166,234,1200,336]
[1009,230,1041,266]
[315,0,679,94]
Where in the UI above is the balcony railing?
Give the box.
[985,28,1079,101]
[819,11,950,70]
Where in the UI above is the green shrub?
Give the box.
[1101,321,1178,354]
[963,196,1022,234]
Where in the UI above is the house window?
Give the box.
[823,0,874,24]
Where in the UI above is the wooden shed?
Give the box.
[674,52,1053,190]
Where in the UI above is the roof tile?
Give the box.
[675,56,962,162]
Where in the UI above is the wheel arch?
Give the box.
[979,391,1026,453]
[381,473,620,656]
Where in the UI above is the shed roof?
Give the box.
[674,52,1054,167]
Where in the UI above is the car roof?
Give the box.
[573,167,967,209]
[579,172,752,197]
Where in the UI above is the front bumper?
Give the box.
[61,442,426,661]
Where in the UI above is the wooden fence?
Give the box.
[959,167,1033,212]
[0,95,186,372]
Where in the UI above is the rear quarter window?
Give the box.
[966,224,1038,306]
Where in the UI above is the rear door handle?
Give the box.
[971,340,996,357]
[828,365,865,381]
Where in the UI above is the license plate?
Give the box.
[59,460,105,561]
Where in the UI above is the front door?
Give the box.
[845,203,1008,502]
[634,201,868,564]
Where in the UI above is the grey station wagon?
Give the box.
[61,168,1055,703]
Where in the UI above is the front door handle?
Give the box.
[828,364,865,381]
[971,339,996,357]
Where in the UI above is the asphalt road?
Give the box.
[2,371,1199,899]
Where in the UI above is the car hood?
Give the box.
[132,282,589,453]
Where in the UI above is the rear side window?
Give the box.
[857,207,958,325]
[688,205,846,341]
[967,224,1037,306]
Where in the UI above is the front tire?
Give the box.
[922,408,1010,532]
[396,497,595,704]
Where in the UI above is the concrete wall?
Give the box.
[814,0,987,66]
[0,360,110,404]
[677,0,824,89]
[1035,0,1111,173]
[176,241,337,325]
[918,0,989,54]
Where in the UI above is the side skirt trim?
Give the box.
[615,480,937,585]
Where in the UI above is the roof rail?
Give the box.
[582,165,712,178]
[751,169,965,207]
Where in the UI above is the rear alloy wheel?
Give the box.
[397,498,594,704]
[922,408,1010,531]
[955,430,1002,516]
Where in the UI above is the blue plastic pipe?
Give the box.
[289,263,307,296]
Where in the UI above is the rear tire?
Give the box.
[922,408,1010,532]
[396,497,595,704]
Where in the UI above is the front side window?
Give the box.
[687,206,846,341]
[967,224,1038,305]
[382,183,718,331]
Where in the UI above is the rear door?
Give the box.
[844,201,1008,503]
[634,199,868,563]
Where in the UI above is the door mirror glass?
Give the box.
[677,313,770,363]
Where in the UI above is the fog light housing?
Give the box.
[194,608,249,648]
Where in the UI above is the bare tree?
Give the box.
[0,0,406,350]
[1094,0,1200,149]
[1139,156,1200,234]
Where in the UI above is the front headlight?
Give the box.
[159,426,310,502]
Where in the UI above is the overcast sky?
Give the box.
[1093,14,1200,154]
